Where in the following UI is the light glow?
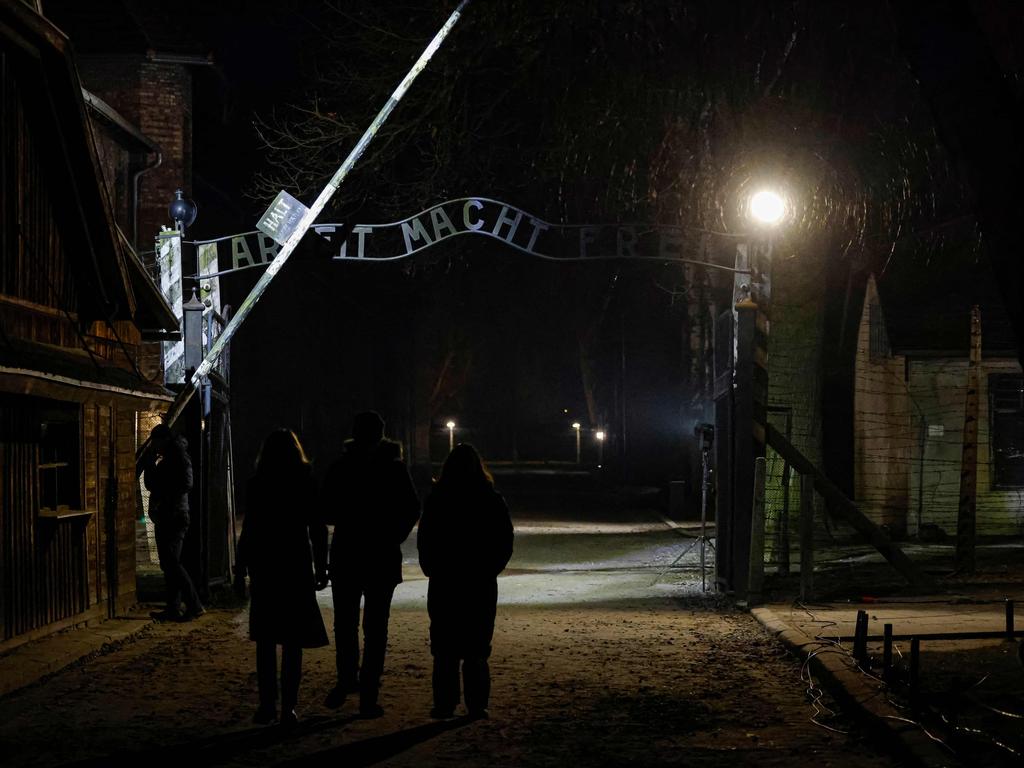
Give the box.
[749,189,786,226]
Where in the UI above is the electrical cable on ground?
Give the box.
[791,601,955,752]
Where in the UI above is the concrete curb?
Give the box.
[750,605,959,767]
[0,617,152,699]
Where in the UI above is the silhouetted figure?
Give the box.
[322,411,420,717]
[418,444,513,719]
[236,429,329,727]
[142,423,204,621]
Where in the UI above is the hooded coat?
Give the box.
[417,481,513,657]
[237,463,329,647]
[322,438,420,587]
[143,434,192,527]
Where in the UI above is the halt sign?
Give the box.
[257,190,309,246]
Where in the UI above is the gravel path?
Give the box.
[0,581,896,767]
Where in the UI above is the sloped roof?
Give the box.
[1,0,178,334]
[0,337,172,408]
[117,227,181,335]
[42,0,212,58]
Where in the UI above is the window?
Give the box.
[869,303,891,361]
[38,403,81,512]
[989,373,1024,489]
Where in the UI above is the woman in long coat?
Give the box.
[236,429,329,726]
[417,444,514,719]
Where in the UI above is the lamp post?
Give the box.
[722,185,785,596]
[572,422,581,464]
[446,420,456,452]
[595,430,605,468]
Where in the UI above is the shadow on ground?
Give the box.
[274,718,474,766]
[55,714,472,768]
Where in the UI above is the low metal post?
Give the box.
[853,610,869,665]
[883,623,893,681]
[799,473,814,602]
[909,637,920,700]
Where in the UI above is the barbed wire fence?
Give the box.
[758,295,1024,595]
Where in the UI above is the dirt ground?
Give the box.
[889,638,1024,766]
[0,587,898,768]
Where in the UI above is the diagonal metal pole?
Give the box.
[162,0,471,428]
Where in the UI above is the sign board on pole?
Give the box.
[257,191,309,246]
[157,228,184,384]
[197,242,222,316]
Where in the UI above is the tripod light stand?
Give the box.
[661,424,716,591]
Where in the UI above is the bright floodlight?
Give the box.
[446,420,455,429]
[571,422,581,430]
[749,189,786,226]
[595,431,605,441]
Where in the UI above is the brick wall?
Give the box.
[136,60,192,252]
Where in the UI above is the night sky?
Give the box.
[176,0,1024,489]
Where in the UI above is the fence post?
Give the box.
[748,457,767,605]
[883,623,893,681]
[955,305,981,573]
[799,473,814,602]
[1006,599,1015,640]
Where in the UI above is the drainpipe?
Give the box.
[917,417,927,535]
[132,150,163,250]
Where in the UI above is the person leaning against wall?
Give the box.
[141,423,204,622]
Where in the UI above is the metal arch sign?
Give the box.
[192,197,743,280]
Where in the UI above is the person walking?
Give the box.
[322,411,420,718]
[142,423,204,621]
[417,444,513,720]
[236,429,329,727]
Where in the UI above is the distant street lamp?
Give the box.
[446,420,456,452]
[572,422,581,464]
[595,430,605,467]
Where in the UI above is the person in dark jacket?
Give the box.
[321,411,420,717]
[236,429,329,727]
[142,423,203,621]
[418,444,513,720]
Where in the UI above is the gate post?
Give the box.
[714,241,771,596]
[748,456,767,605]
[730,292,758,596]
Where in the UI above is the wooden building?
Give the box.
[0,1,178,648]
